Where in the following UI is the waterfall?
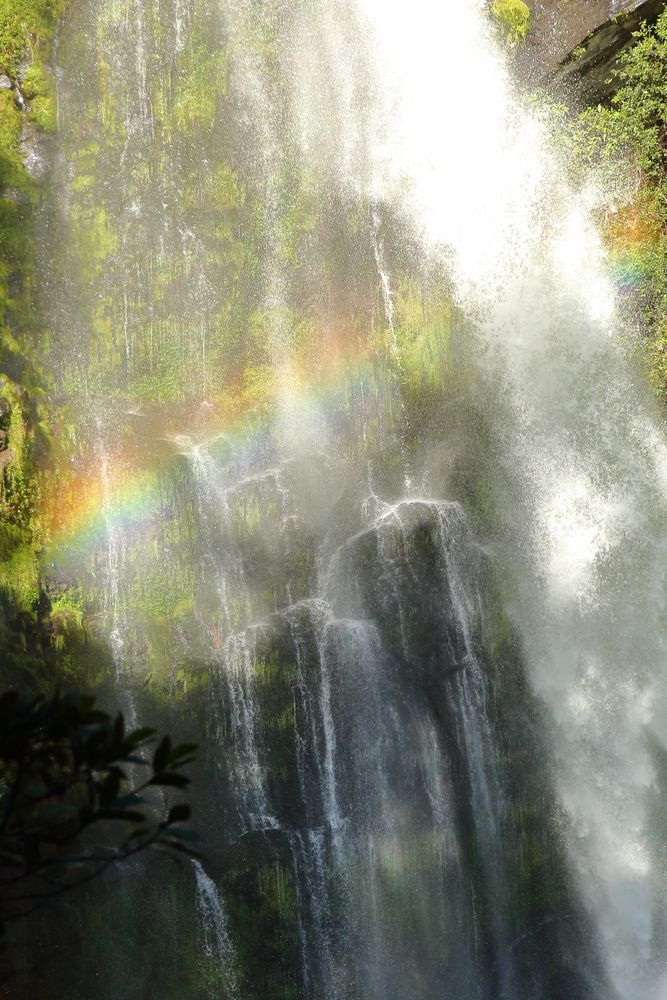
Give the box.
[192,860,240,999]
[35,0,667,997]
[98,433,141,729]
[357,2,667,998]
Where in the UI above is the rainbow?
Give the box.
[43,195,660,566]
[603,194,663,294]
[43,327,391,561]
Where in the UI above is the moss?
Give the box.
[0,538,38,606]
[0,0,68,75]
[0,1,65,137]
[0,0,82,691]
[241,363,278,409]
[0,91,24,184]
[492,0,532,44]
[221,841,300,999]
[129,361,185,404]
[21,60,58,131]
[276,198,318,266]
[173,45,227,133]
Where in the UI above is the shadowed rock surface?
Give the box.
[515,0,667,97]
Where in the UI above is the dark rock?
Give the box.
[512,0,667,100]
[549,0,667,103]
[20,121,51,180]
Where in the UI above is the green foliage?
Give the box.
[19,63,57,130]
[492,0,531,44]
[0,2,75,633]
[0,0,67,76]
[0,688,198,932]
[576,13,667,179]
[575,9,667,399]
[0,91,23,185]
[603,13,667,178]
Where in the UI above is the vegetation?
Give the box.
[492,0,532,44]
[1,0,667,995]
[0,0,70,664]
[0,688,197,934]
[0,1,66,79]
[576,10,667,398]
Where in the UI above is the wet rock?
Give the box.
[12,86,27,112]
[326,499,476,679]
[20,121,51,180]
[0,188,24,204]
[513,0,666,98]
[549,0,667,102]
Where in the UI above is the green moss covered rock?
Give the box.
[492,0,532,43]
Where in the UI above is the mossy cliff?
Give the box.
[2,1,667,998]
[0,3,491,996]
[0,0,109,691]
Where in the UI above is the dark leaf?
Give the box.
[162,826,198,842]
[167,804,191,824]
[169,743,198,762]
[97,809,146,823]
[152,736,171,773]
[100,770,122,806]
[126,727,156,745]
[149,772,189,789]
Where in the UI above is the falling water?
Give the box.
[356,2,667,998]
[34,0,667,998]
[192,860,240,999]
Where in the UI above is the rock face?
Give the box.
[514,0,667,97]
[551,0,667,100]
[20,120,51,179]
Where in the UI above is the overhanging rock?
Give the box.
[514,1,667,101]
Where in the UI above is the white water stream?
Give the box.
[192,859,241,998]
[355,2,667,997]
